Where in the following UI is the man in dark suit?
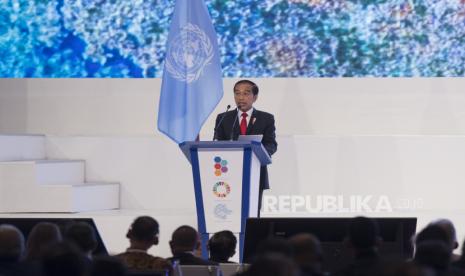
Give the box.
[214,79,278,214]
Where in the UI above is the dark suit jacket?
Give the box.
[214,108,277,189]
[168,252,218,266]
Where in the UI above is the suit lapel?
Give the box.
[246,109,257,134]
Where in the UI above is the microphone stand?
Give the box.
[213,105,231,141]
[229,109,238,141]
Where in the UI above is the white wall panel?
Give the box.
[2,78,465,136]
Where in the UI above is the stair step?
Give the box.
[0,180,119,213]
[70,182,120,212]
[0,136,120,213]
[0,134,45,161]
[35,160,85,184]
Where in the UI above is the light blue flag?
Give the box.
[157,0,223,143]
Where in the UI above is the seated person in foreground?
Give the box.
[208,230,237,263]
[0,224,32,276]
[115,216,171,273]
[289,233,326,276]
[428,218,460,262]
[413,224,465,276]
[168,225,218,266]
[25,222,63,262]
[334,216,383,276]
[64,221,98,260]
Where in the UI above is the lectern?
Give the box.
[180,141,271,261]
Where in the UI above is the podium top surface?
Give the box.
[179,141,272,165]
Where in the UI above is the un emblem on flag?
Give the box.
[166,23,214,83]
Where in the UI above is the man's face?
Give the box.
[234,82,257,112]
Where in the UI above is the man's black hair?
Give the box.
[208,230,237,261]
[128,216,159,242]
[64,221,97,253]
[234,79,259,96]
[171,225,198,250]
[348,216,380,249]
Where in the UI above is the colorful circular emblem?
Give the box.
[213,181,231,198]
[213,156,228,176]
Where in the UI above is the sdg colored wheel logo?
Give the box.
[213,181,231,198]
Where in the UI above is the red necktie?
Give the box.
[240,113,248,135]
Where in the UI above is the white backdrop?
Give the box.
[2,78,465,136]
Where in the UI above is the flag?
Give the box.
[157,0,223,143]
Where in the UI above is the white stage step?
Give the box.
[0,134,120,213]
[0,161,119,213]
[0,134,45,161]
[36,160,85,184]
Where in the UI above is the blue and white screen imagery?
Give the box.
[1,0,464,77]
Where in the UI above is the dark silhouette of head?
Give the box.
[414,224,451,271]
[428,219,458,251]
[26,222,62,261]
[288,233,323,272]
[170,225,200,254]
[347,216,381,251]
[414,224,449,246]
[64,221,97,257]
[208,230,237,262]
[127,216,160,249]
[0,224,25,262]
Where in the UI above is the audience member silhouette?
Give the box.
[115,216,171,274]
[208,230,237,263]
[3,215,465,276]
[64,221,98,259]
[0,224,25,262]
[334,216,383,276]
[168,225,217,266]
[0,224,30,276]
[25,222,62,262]
[429,219,460,262]
[289,233,326,276]
[414,224,465,276]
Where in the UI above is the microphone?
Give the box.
[229,109,239,141]
[213,105,231,141]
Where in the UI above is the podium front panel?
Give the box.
[248,152,261,216]
[197,148,244,233]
